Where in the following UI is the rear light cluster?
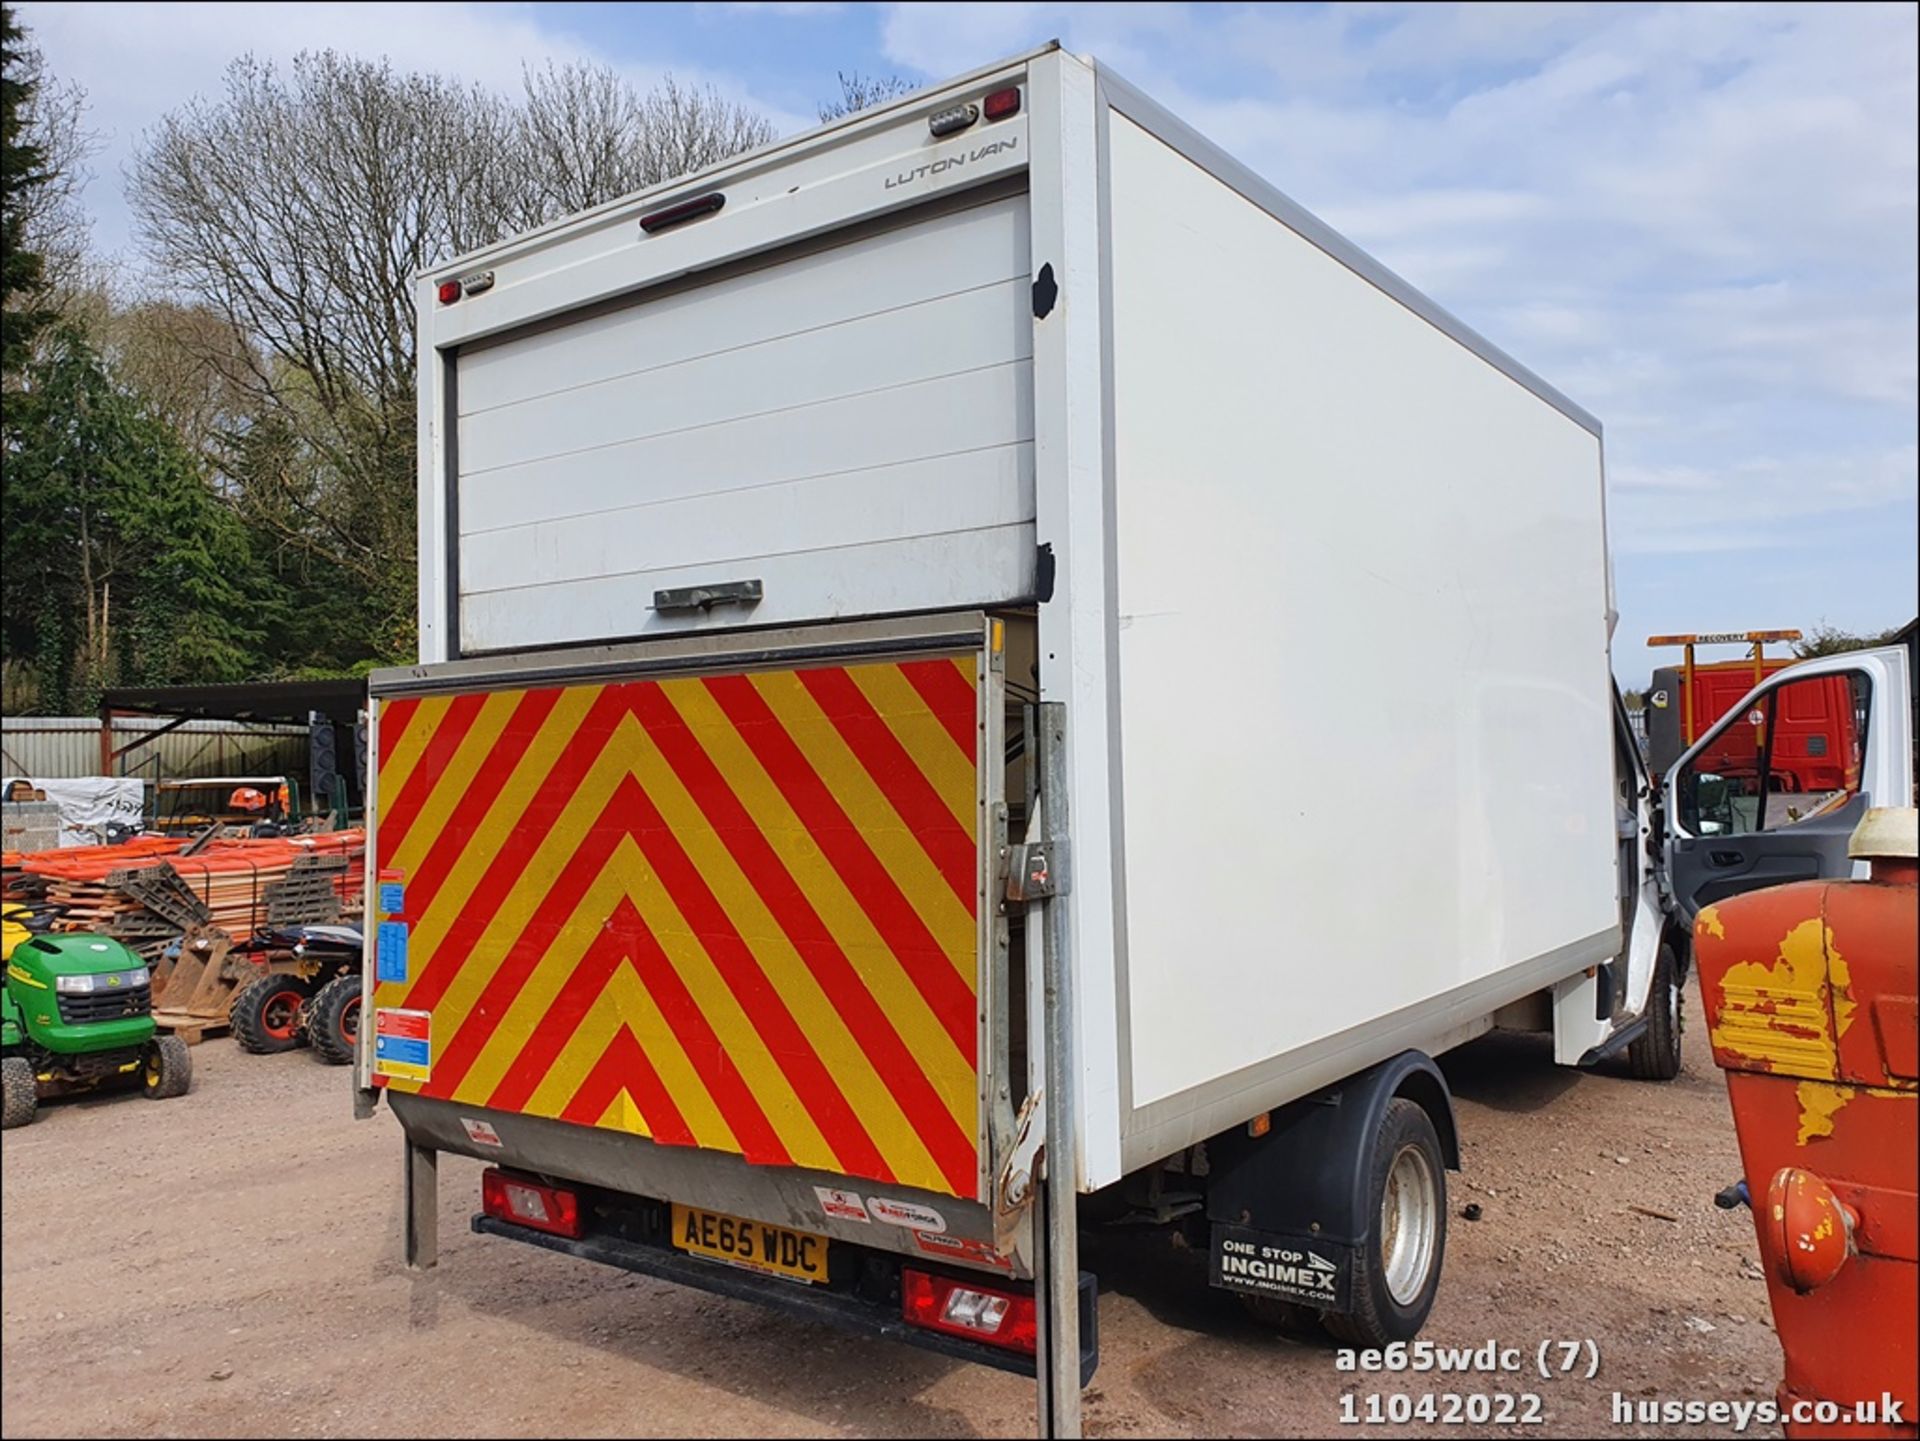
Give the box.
[481,1167,582,1239]
[435,270,494,306]
[927,86,1020,139]
[900,1268,1037,1355]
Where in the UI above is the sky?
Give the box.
[18,1,1919,687]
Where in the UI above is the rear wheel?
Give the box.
[143,1035,192,1100]
[1627,942,1684,1081]
[1322,1099,1447,1348]
[230,974,310,1055]
[307,974,362,1066]
[2,1056,37,1129]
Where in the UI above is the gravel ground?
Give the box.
[1,989,1782,1439]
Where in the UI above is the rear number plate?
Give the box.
[671,1204,828,1284]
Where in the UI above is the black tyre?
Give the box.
[230,973,311,1055]
[1321,1099,1447,1348]
[307,974,362,1067]
[1,1055,37,1129]
[1627,942,1684,1081]
[143,1034,192,1099]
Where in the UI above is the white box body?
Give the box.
[416,47,1619,1192]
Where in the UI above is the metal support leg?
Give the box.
[404,1138,439,1270]
[1034,702,1082,1440]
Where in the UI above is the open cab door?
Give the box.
[1661,645,1914,927]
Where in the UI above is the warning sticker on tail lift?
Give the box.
[1209,1223,1354,1310]
[373,1007,431,1082]
[814,1187,870,1223]
[461,1117,503,1148]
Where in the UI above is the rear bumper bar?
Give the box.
[472,1213,1097,1384]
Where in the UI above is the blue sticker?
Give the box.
[379,882,405,915]
[376,921,410,983]
[375,1035,431,1070]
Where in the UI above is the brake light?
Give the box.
[983,87,1021,121]
[901,1269,1037,1354]
[639,192,725,235]
[480,1168,582,1239]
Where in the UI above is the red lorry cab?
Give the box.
[1649,660,1859,793]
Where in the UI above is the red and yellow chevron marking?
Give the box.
[370,655,983,1198]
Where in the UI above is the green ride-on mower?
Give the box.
[3,902,192,1129]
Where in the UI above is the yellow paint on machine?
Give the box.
[1794,1081,1857,1145]
[1707,918,1843,1079]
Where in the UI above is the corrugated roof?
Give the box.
[99,678,365,725]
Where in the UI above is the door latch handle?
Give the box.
[1708,850,1744,868]
[652,578,763,612]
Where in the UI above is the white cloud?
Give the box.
[18,0,814,262]
[1611,444,1914,522]
[708,2,846,13]
[878,3,1091,78]
[876,1,1918,649]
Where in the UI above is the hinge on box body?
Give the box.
[994,1087,1046,1254]
[1006,839,1069,902]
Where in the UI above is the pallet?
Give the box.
[264,854,349,926]
[152,1010,229,1046]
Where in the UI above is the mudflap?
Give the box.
[1210,1223,1357,1310]
[1203,1050,1458,1313]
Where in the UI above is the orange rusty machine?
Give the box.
[1695,806,1918,1438]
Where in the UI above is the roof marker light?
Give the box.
[928,102,978,138]
[436,280,461,305]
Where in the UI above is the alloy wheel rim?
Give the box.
[1380,1143,1439,1306]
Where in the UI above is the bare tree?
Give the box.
[631,75,777,192]
[817,70,917,122]
[3,9,99,339]
[127,50,780,644]
[129,52,498,610]
[133,52,782,418]
[105,298,260,463]
[517,64,774,222]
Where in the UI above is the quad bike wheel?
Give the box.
[307,974,362,1067]
[230,973,311,1055]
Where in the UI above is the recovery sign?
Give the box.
[367,653,985,1199]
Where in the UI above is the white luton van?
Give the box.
[358,43,1914,1435]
